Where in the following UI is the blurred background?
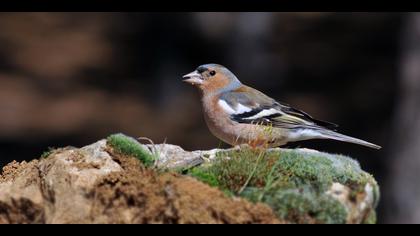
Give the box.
[0,12,418,223]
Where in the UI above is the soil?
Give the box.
[0,145,283,224]
[90,150,283,223]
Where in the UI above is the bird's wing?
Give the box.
[219,86,338,130]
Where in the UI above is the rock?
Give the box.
[145,143,206,170]
[0,133,379,224]
[0,136,281,224]
[0,160,44,223]
[185,147,379,224]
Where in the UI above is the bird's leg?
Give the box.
[231,143,249,151]
[247,139,258,149]
[248,139,269,151]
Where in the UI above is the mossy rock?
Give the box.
[101,134,379,224]
[107,133,156,167]
[188,147,379,224]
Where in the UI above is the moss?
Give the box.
[371,182,381,209]
[205,147,374,194]
[107,133,155,167]
[188,167,219,187]
[267,188,347,224]
[207,148,273,192]
[186,146,379,224]
[362,210,377,224]
[240,186,347,224]
[40,147,56,159]
[187,166,235,198]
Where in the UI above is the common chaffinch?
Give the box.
[183,64,381,149]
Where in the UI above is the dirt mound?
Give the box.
[0,140,281,224]
[92,151,280,223]
[0,159,44,223]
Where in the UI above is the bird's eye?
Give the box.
[209,70,216,76]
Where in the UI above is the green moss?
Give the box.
[371,182,381,209]
[266,149,373,192]
[186,146,379,224]
[240,186,347,224]
[107,133,156,167]
[266,188,347,224]
[208,148,273,192]
[188,166,235,197]
[205,147,373,194]
[362,210,377,224]
[189,167,219,187]
[40,147,56,159]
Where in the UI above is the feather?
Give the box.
[217,85,339,132]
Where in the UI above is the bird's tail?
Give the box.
[317,129,381,149]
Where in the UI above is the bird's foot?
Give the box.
[231,143,250,151]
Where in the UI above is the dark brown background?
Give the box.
[0,12,418,223]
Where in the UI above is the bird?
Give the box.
[182,63,381,149]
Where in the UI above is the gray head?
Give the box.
[183,64,242,94]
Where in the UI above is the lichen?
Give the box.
[107,133,156,167]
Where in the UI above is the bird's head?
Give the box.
[183,64,241,94]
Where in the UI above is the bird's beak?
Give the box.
[182,70,203,85]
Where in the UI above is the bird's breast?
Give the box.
[201,95,238,144]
